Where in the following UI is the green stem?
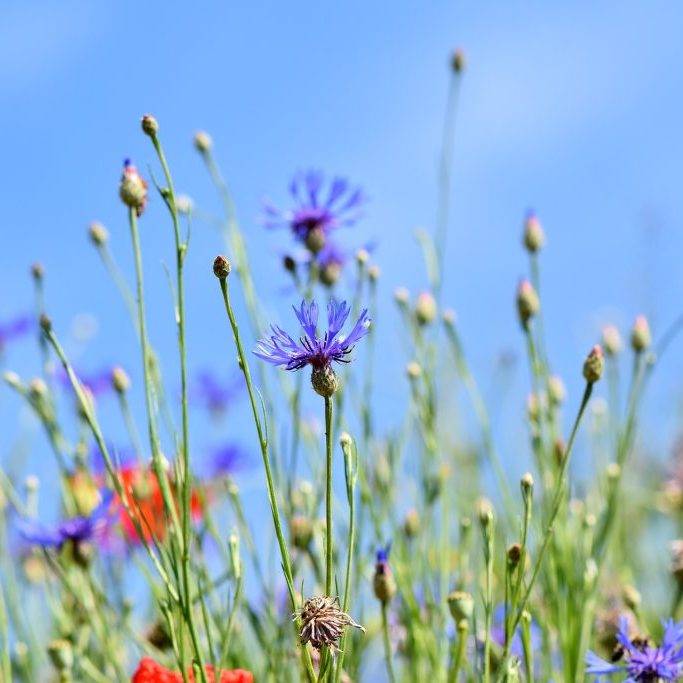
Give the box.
[448,621,468,683]
[381,602,397,683]
[325,395,334,596]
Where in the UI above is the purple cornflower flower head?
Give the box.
[374,541,396,603]
[376,541,392,567]
[0,314,33,351]
[262,170,365,253]
[17,490,116,550]
[190,371,242,416]
[209,443,247,478]
[585,616,683,681]
[254,299,370,398]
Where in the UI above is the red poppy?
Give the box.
[114,465,205,544]
[132,657,253,683]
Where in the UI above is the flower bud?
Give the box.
[319,262,341,287]
[193,130,213,154]
[339,431,353,448]
[141,114,159,136]
[622,584,641,611]
[48,639,74,673]
[355,248,369,266]
[582,345,604,383]
[476,497,494,528]
[403,508,420,538]
[283,255,297,273]
[630,315,651,353]
[547,375,566,406]
[305,226,326,253]
[520,472,534,498]
[175,195,194,215]
[601,324,622,356]
[522,211,544,253]
[507,543,522,568]
[289,515,314,550]
[516,280,539,327]
[31,262,44,280]
[3,371,21,389]
[39,314,51,333]
[119,159,148,216]
[368,264,381,282]
[213,255,231,279]
[88,221,109,247]
[450,48,466,73]
[111,366,130,394]
[374,545,397,604]
[415,291,437,326]
[29,377,48,399]
[394,287,410,306]
[447,591,474,622]
[311,365,338,398]
[406,361,422,380]
[442,308,456,326]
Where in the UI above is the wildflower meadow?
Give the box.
[3,4,683,682]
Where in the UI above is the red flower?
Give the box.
[132,657,253,683]
[114,465,205,544]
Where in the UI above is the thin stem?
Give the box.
[325,395,334,596]
[381,602,397,683]
[448,621,468,683]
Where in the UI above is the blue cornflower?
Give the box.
[262,170,365,253]
[585,616,683,681]
[254,299,370,397]
[18,490,116,550]
[190,371,242,416]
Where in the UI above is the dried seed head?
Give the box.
[193,130,213,154]
[583,344,604,383]
[311,365,338,398]
[630,315,651,353]
[141,114,159,136]
[297,596,365,655]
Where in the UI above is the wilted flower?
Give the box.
[297,595,365,655]
[262,171,365,253]
[254,300,370,398]
[585,616,683,681]
[132,657,253,682]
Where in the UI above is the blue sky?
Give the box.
[2,1,683,506]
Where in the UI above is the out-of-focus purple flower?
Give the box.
[18,490,116,548]
[190,371,242,416]
[208,443,247,478]
[482,605,541,673]
[586,616,683,681]
[255,300,370,371]
[55,367,113,397]
[262,171,365,252]
[0,314,33,350]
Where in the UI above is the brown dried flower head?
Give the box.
[296,596,365,655]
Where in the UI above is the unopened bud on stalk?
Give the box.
[602,324,622,356]
[547,375,566,406]
[406,361,422,380]
[622,584,641,611]
[355,248,369,266]
[305,226,326,254]
[630,315,651,353]
[521,472,534,498]
[213,255,231,279]
[582,345,604,383]
[283,255,297,273]
[339,431,353,448]
[553,438,566,466]
[141,114,159,136]
[3,371,21,389]
[193,130,213,154]
[88,221,109,246]
[442,308,456,326]
[175,195,194,215]
[289,515,314,550]
[319,261,341,287]
[228,532,241,580]
[39,314,51,333]
[476,497,494,528]
[368,264,381,282]
[48,639,74,673]
[403,508,420,538]
[522,211,545,253]
[447,591,474,622]
[606,462,621,481]
[29,377,48,399]
[451,48,466,73]
[119,159,148,216]
[24,475,39,495]
[31,262,44,280]
[516,279,539,327]
[111,366,130,394]
[507,543,522,568]
[415,291,437,325]
[394,287,410,306]
[373,545,397,604]
[527,393,541,424]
